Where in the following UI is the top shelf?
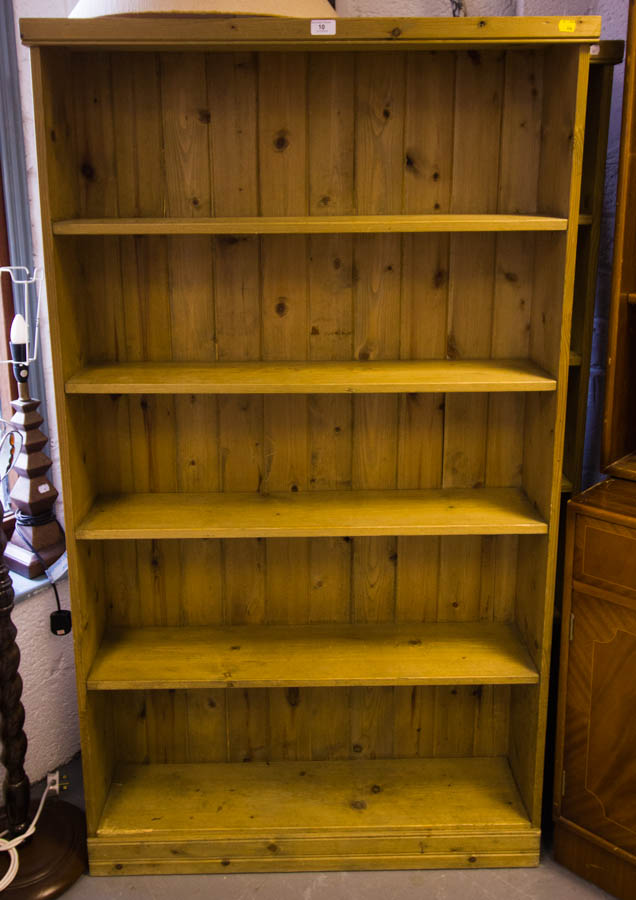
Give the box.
[21,16,601,50]
[51,215,569,237]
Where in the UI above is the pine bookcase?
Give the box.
[22,14,598,875]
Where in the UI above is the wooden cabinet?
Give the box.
[21,14,598,876]
[554,479,636,899]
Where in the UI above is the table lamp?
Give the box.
[0,267,65,578]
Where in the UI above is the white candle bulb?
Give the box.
[10,314,28,345]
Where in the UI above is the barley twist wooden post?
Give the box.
[0,526,30,837]
[0,517,87,897]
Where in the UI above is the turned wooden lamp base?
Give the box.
[0,799,86,898]
[4,526,65,580]
[5,386,65,580]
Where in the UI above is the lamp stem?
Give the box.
[0,528,30,836]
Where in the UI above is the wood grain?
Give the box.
[52,214,568,234]
[98,756,533,835]
[88,622,537,689]
[67,359,557,396]
[76,488,547,540]
[20,15,602,49]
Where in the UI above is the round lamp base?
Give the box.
[0,799,87,899]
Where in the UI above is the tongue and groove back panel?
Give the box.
[24,16,595,872]
[69,47,532,763]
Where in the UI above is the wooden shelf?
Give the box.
[87,622,538,690]
[52,214,568,236]
[91,757,538,874]
[76,488,547,540]
[578,212,593,225]
[66,359,557,395]
[569,351,582,366]
[21,14,601,50]
[561,474,574,493]
[99,758,532,838]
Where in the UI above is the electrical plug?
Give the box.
[50,609,72,635]
[46,770,60,796]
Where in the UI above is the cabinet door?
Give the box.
[562,580,636,852]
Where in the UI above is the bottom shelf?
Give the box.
[90,758,539,874]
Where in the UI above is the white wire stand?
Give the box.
[0,420,19,521]
[0,267,42,527]
[0,267,43,371]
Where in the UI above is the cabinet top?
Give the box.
[571,478,636,525]
[20,15,601,50]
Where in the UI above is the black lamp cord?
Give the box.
[14,509,65,613]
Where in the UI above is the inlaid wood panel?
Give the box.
[573,514,636,605]
[554,478,636,898]
[561,589,636,854]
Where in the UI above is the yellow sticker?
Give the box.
[558,19,577,33]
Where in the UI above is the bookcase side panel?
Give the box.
[33,46,113,830]
[511,44,590,826]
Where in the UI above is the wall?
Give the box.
[3,0,628,787]
[337,0,623,30]
[581,1,628,487]
[10,581,79,782]
[6,0,79,786]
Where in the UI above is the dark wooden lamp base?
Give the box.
[0,798,86,898]
[5,389,65,579]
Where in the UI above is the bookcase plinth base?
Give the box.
[88,833,540,876]
[87,758,540,875]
